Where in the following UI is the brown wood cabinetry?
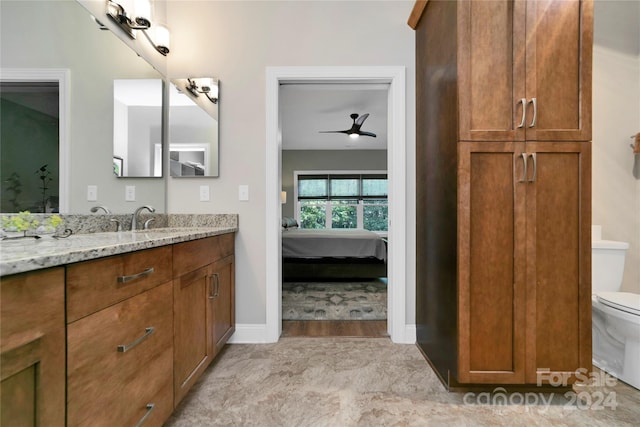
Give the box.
[1,231,235,424]
[1,268,66,426]
[66,249,174,426]
[411,0,592,389]
[173,234,235,406]
[457,0,592,142]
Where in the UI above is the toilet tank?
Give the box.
[592,230,629,294]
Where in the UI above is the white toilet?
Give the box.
[591,225,640,390]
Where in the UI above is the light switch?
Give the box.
[125,185,136,201]
[87,185,97,202]
[199,185,210,202]
[239,185,249,201]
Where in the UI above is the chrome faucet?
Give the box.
[131,205,155,230]
[90,205,111,214]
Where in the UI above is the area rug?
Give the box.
[282,279,387,321]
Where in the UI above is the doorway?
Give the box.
[265,66,408,343]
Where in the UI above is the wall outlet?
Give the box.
[239,185,249,201]
[125,185,136,201]
[199,185,210,202]
[87,185,97,202]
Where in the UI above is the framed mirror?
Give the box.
[168,78,219,177]
[113,78,163,177]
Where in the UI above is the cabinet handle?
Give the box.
[209,273,220,299]
[518,153,528,183]
[134,403,155,427]
[117,267,154,283]
[529,153,537,182]
[528,98,537,128]
[516,98,526,128]
[117,327,155,353]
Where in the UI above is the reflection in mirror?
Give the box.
[0,81,59,212]
[113,78,163,177]
[0,0,166,213]
[169,79,219,177]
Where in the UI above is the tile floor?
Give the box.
[166,338,640,426]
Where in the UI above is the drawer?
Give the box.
[67,282,173,427]
[173,233,234,277]
[66,245,172,322]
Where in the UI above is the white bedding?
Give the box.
[282,229,386,262]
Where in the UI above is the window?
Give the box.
[295,172,388,232]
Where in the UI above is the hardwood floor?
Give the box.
[281,320,388,338]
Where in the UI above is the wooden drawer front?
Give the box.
[173,233,234,277]
[67,282,173,427]
[67,245,172,322]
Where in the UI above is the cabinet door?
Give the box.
[173,265,213,406]
[1,268,65,426]
[210,255,235,355]
[458,0,526,142]
[457,142,527,384]
[524,141,591,384]
[524,0,593,141]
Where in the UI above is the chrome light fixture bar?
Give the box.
[186,78,219,104]
[105,0,170,56]
[106,0,150,38]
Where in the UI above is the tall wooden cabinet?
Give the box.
[411,0,592,388]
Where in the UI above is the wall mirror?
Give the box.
[113,78,163,177]
[0,0,165,213]
[169,78,219,177]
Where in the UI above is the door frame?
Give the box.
[265,66,407,342]
[1,68,70,213]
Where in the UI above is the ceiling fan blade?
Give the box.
[319,130,350,134]
[354,113,369,126]
[358,131,377,138]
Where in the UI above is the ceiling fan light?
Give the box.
[349,133,359,139]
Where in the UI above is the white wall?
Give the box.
[593,0,640,293]
[165,1,416,325]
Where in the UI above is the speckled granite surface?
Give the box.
[0,214,238,276]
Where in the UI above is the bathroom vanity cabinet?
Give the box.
[0,268,66,426]
[411,0,592,388]
[66,247,174,426]
[173,234,235,406]
[0,228,236,425]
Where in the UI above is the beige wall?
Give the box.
[165,1,416,325]
[593,0,640,293]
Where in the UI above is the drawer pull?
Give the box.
[117,267,154,283]
[516,98,526,128]
[134,403,155,427]
[209,273,220,299]
[117,327,155,353]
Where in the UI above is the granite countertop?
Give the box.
[0,226,237,276]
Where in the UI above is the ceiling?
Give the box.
[280,83,389,150]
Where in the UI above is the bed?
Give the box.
[282,226,387,280]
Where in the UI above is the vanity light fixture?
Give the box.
[106,0,170,56]
[186,78,219,104]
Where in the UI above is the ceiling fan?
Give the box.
[319,113,377,139]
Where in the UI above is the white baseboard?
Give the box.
[229,323,417,345]
[228,324,272,344]
[401,324,417,344]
